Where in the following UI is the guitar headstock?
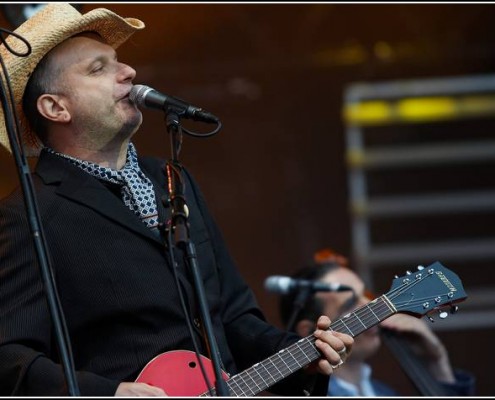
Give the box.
[386,261,467,319]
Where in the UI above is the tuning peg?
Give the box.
[427,315,435,323]
[406,270,412,275]
[450,305,459,314]
[417,265,425,270]
[438,311,448,319]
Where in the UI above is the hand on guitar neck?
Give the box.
[304,315,354,375]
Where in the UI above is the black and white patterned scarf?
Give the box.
[45,143,160,230]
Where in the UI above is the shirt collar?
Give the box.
[328,363,377,396]
[43,142,138,172]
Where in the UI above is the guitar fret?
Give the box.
[354,313,367,329]
[278,349,294,373]
[229,372,250,396]
[245,369,263,392]
[236,372,256,396]
[382,294,397,314]
[251,364,269,387]
[379,297,393,316]
[338,317,354,335]
[287,346,301,373]
[296,341,312,363]
[227,376,243,396]
[254,362,275,389]
[366,302,380,322]
[267,357,284,379]
[289,349,302,368]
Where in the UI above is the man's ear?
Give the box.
[295,319,316,337]
[37,94,71,123]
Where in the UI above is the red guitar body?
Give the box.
[135,350,228,396]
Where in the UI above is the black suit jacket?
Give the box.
[0,149,317,396]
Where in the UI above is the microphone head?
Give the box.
[264,276,293,294]
[129,84,152,107]
[264,275,355,295]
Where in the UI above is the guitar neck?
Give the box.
[202,294,397,397]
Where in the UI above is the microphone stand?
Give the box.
[163,108,229,396]
[285,286,313,332]
[0,52,80,394]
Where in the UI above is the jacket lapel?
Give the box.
[36,150,165,244]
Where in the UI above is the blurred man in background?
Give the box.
[279,248,475,396]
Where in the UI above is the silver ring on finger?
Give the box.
[331,359,344,370]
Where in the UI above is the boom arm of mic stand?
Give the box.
[164,109,230,396]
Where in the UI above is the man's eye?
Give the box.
[91,65,104,74]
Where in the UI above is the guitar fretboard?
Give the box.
[201,294,396,396]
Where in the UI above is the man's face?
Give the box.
[317,267,382,362]
[44,33,142,149]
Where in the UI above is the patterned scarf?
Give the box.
[45,143,160,230]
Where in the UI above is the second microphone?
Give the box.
[265,275,354,294]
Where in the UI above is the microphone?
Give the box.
[129,84,219,123]
[264,275,353,294]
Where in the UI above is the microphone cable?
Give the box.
[181,120,222,138]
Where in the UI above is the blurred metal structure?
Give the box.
[0,4,83,29]
[343,74,495,331]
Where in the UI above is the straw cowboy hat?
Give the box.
[0,3,145,157]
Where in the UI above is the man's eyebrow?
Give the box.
[91,50,118,63]
[86,52,118,68]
